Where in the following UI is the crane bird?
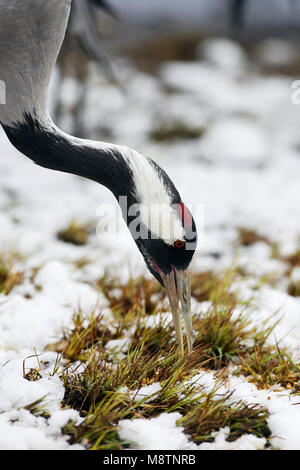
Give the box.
[0,0,197,356]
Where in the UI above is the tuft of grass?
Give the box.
[60,343,213,449]
[150,122,205,142]
[191,269,276,369]
[270,245,300,276]
[23,396,51,419]
[192,267,239,305]
[0,253,23,295]
[179,394,270,444]
[236,343,300,392]
[190,270,225,302]
[57,220,93,246]
[73,257,92,270]
[287,280,300,297]
[61,347,271,449]
[61,346,198,412]
[282,248,300,269]
[96,274,166,315]
[130,31,204,72]
[68,393,135,449]
[22,350,44,382]
[237,227,271,247]
[193,305,253,369]
[23,368,42,382]
[45,311,107,361]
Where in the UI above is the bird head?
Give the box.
[121,151,198,356]
[134,200,197,356]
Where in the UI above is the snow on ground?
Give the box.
[117,367,300,450]
[0,356,83,450]
[118,412,196,450]
[191,369,300,451]
[1,37,300,449]
[118,407,267,451]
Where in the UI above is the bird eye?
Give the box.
[174,240,185,248]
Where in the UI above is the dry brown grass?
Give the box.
[57,220,94,246]
[237,227,271,247]
[0,253,23,295]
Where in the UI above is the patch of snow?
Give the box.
[34,260,99,312]
[118,412,196,450]
[106,337,130,353]
[291,267,300,283]
[255,39,298,67]
[200,117,268,167]
[0,359,83,450]
[198,427,266,450]
[198,38,248,75]
[120,382,162,403]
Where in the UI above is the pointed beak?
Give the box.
[160,268,193,356]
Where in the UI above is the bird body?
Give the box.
[0,0,197,355]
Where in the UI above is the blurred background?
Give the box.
[55,0,300,138]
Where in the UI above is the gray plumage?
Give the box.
[0,0,71,126]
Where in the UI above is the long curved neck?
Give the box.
[2,112,136,201]
[0,0,136,202]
